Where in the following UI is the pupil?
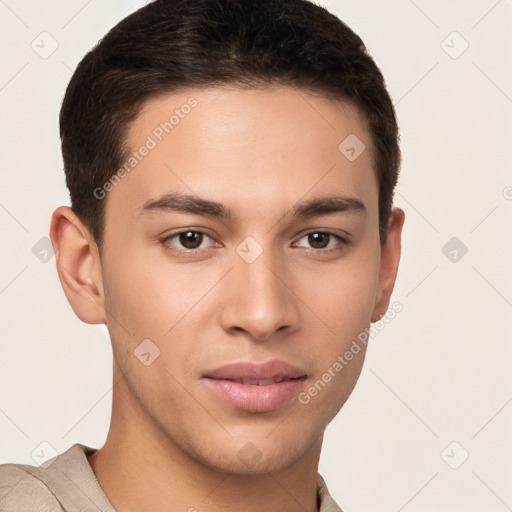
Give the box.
[180,231,202,249]
[309,233,328,249]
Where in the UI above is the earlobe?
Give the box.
[49,206,107,325]
[371,207,405,322]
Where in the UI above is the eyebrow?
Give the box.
[140,192,366,220]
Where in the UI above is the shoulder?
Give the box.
[317,473,344,512]
[0,462,63,511]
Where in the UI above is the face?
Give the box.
[96,85,393,474]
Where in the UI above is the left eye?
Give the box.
[294,232,346,250]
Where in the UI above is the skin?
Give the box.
[50,85,404,512]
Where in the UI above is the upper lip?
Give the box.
[204,359,307,381]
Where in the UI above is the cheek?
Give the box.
[300,250,380,338]
[101,254,202,398]
[101,249,227,384]
[103,248,208,337]
[297,246,379,409]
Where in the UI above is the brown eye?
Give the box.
[295,231,347,251]
[162,230,215,252]
[178,231,204,249]
[307,232,330,249]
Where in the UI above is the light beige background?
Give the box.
[1,1,511,510]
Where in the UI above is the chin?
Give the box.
[189,430,320,476]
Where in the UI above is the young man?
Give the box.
[0,0,404,510]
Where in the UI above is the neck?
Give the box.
[88,366,323,512]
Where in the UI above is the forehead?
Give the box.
[106,85,377,223]
[129,85,371,153]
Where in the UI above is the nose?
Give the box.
[219,244,300,342]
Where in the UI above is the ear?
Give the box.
[371,207,405,322]
[49,206,107,324]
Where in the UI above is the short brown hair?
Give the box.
[60,0,401,253]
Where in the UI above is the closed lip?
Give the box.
[203,359,307,384]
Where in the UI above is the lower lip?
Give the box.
[204,377,306,413]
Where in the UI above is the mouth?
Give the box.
[203,360,307,413]
[219,376,303,385]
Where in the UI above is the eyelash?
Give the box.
[160,230,350,255]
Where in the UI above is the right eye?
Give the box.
[160,230,218,252]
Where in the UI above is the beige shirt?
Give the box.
[0,443,343,511]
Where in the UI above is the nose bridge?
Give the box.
[220,237,299,340]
